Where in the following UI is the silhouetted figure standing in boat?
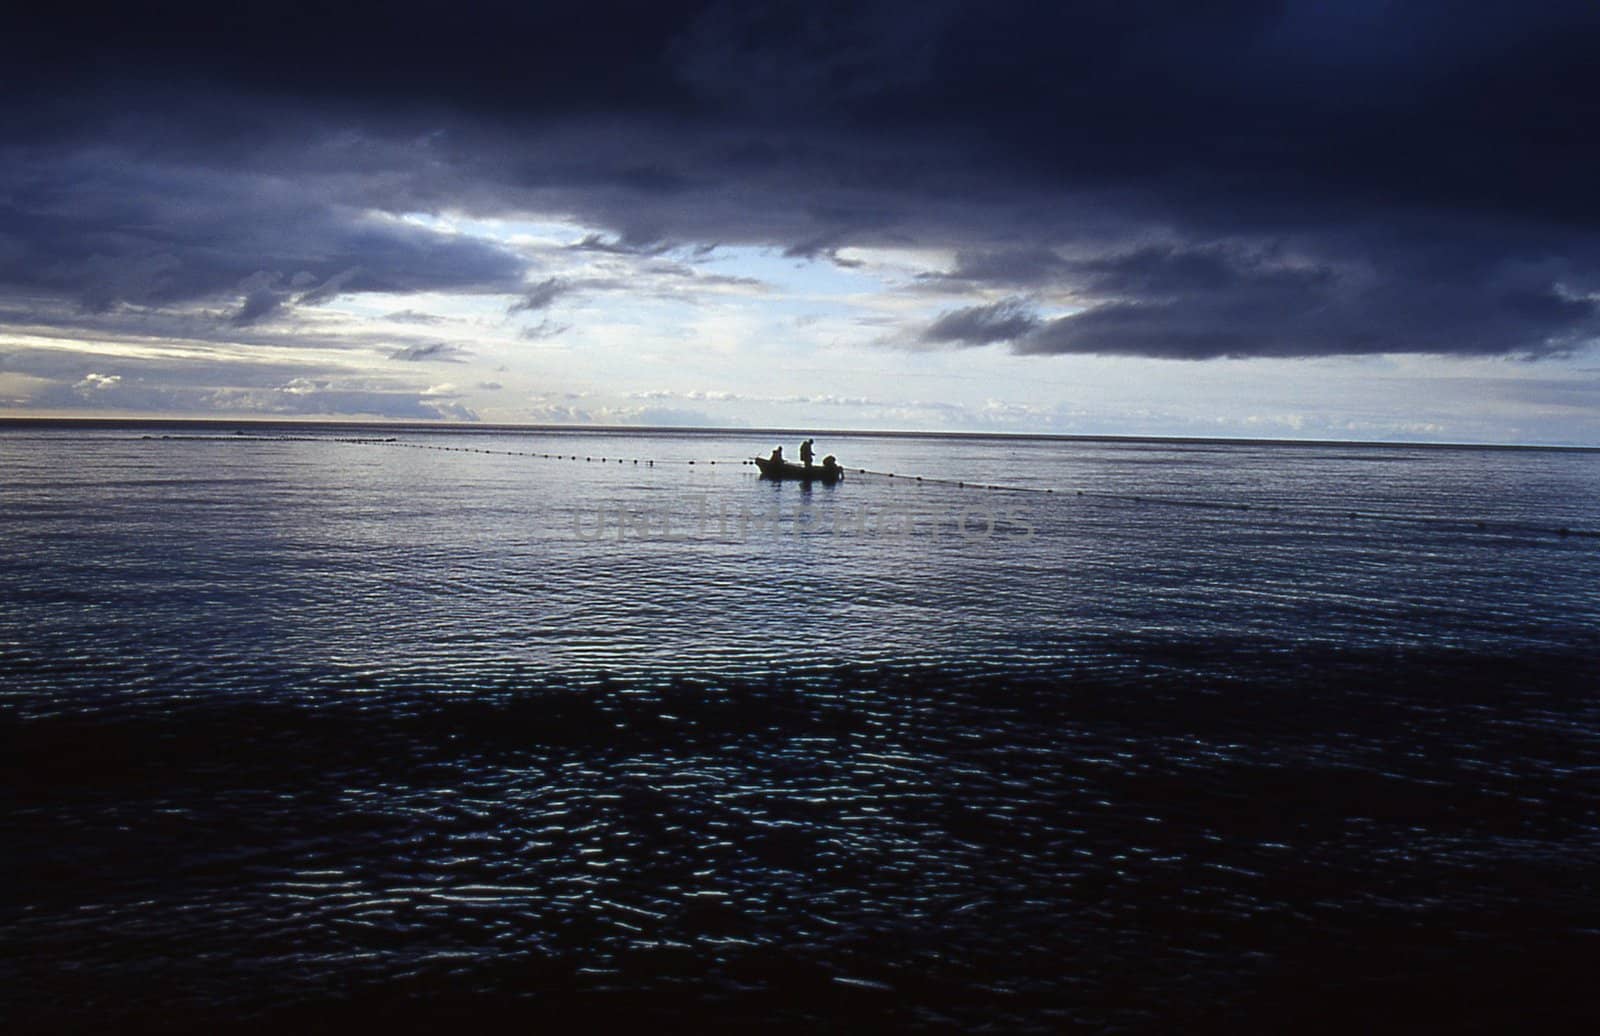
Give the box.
[769,446,783,465]
[799,438,815,468]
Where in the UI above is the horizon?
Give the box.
[7,413,1600,452]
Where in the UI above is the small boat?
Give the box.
[754,456,844,483]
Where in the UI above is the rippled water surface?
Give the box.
[3,423,1599,1032]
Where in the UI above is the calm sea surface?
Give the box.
[3,423,1598,1032]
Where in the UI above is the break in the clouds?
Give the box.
[2,2,1599,440]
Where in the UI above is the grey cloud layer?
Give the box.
[2,0,1598,378]
[0,151,527,320]
[926,244,1600,359]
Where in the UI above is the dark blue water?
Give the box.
[3,423,1598,1032]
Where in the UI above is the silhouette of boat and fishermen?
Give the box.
[754,437,843,483]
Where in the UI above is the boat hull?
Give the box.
[754,456,844,483]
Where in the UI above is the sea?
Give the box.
[3,421,1598,1033]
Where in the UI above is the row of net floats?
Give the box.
[191,435,1596,539]
[376,443,1600,536]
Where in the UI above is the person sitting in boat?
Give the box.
[821,454,839,475]
[799,438,815,468]
[769,446,784,465]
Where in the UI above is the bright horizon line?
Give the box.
[4,415,1598,452]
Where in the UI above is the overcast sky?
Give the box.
[3,1,1599,443]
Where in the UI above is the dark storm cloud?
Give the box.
[295,267,363,308]
[228,268,369,327]
[924,300,1041,347]
[923,244,1600,359]
[3,0,1600,362]
[0,151,528,319]
[519,321,571,341]
[919,248,1075,290]
[389,343,470,363]
[508,278,573,314]
[229,285,290,327]
[501,265,762,323]
[383,310,449,325]
[569,233,674,256]
[783,237,864,269]
[1072,247,1328,302]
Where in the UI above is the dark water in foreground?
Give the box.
[3,424,1599,1032]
